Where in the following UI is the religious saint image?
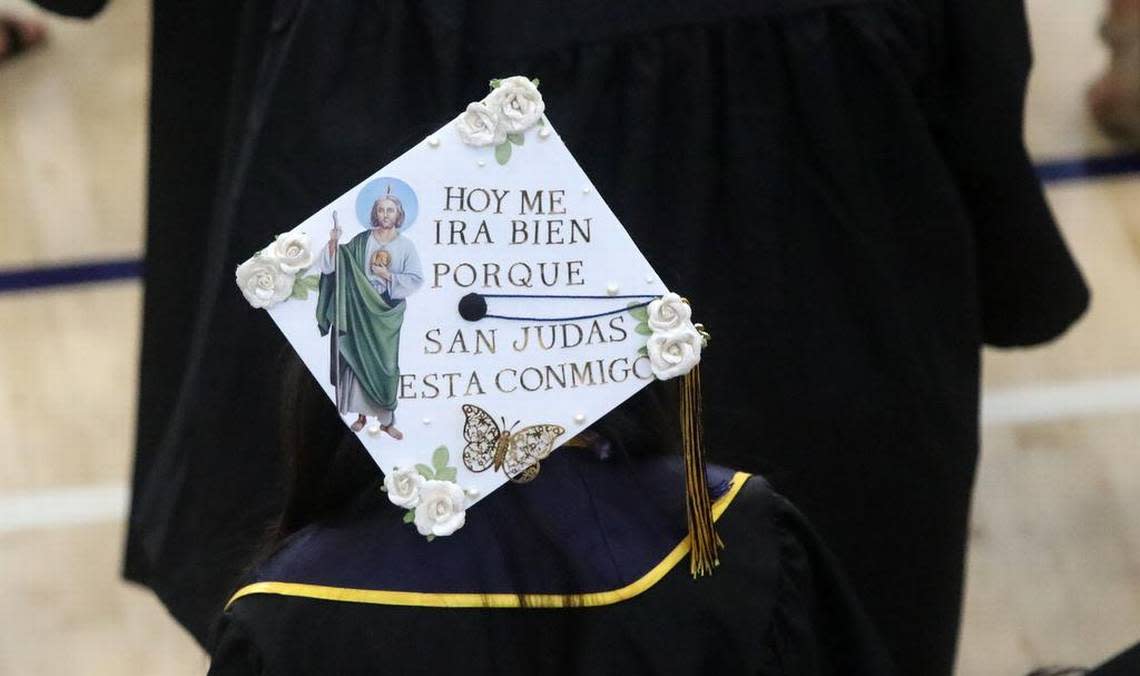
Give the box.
[315,178,424,437]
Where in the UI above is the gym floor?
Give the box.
[1,1,1137,673]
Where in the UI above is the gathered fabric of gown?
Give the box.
[209,456,896,675]
[119,2,1090,675]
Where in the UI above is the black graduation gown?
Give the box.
[1089,641,1140,675]
[208,457,896,675]
[123,2,1089,675]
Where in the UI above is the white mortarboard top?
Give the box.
[236,76,720,575]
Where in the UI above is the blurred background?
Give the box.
[0,0,1137,674]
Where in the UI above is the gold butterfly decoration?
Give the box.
[461,404,565,483]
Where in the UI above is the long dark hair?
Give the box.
[268,350,377,546]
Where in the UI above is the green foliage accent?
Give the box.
[628,302,653,336]
[400,445,463,539]
[290,279,307,300]
[507,133,524,146]
[531,78,541,87]
[495,141,512,165]
[627,302,649,322]
[489,78,502,89]
[637,345,648,356]
[432,446,449,472]
[537,117,545,127]
[289,274,320,301]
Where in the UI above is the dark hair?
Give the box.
[268,350,378,546]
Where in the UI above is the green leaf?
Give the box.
[507,133,524,146]
[531,78,541,87]
[432,445,449,471]
[494,141,512,165]
[489,78,502,89]
[627,303,649,322]
[436,467,457,483]
[289,280,308,301]
[402,510,415,524]
[415,464,435,480]
[301,275,320,290]
[634,323,653,336]
[537,117,545,127]
[637,345,648,356]
[426,534,436,542]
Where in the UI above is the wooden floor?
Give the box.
[0,1,1137,674]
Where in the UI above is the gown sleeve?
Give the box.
[925,0,1089,347]
[26,0,107,18]
[1089,640,1140,675]
[207,613,264,676]
[759,496,898,676]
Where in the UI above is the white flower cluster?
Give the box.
[453,76,545,147]
[235,231,315,309]
[645,292,707,380]
[383,467,475,538]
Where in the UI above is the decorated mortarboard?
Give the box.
[236,76,721,575]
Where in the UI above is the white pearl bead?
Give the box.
[573,413,586,424]
[426,136,440,147]
[422,417,431,426]
[538,127,551,139]
[477,159,486,167]
[606,283,619,296]
[582,186,592,194]
[366,424,382,435]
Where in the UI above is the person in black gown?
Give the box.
[38,1,1081,674]
[208,369,896,675]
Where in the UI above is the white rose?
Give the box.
[486,76,544,134]
[269,231,315,273]
[383,467,425,509]
[646,324,703,380]
[454,101,506,147]
[646,292,692,332]
[413,480,468,537]
[235,253,294,309]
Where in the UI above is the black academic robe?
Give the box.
[1089,641,1140,675]
[120,2,1088,675]
[209,457,896,675]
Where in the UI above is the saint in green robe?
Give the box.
[316,231,421,419]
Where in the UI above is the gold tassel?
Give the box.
[680,363,723,577]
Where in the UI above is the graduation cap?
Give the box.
[235,76,720,575]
